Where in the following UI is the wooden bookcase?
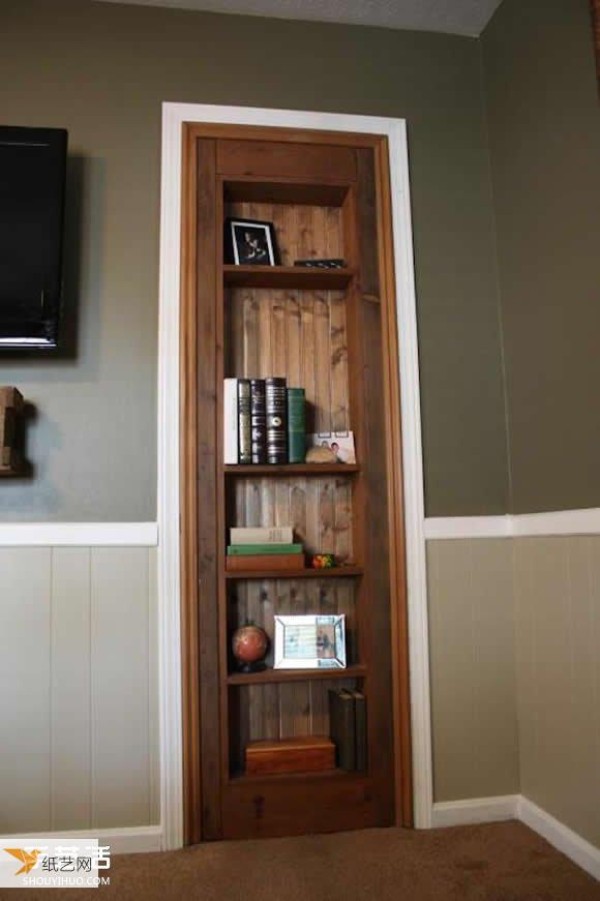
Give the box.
[181,125,411,842]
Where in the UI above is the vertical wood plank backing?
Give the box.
[194,137,222,840]
[51,548,92,831]
[91,547,150,828]
[0,549,51,833]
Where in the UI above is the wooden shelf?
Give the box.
[225,565,363,581]
[223,264,354,290]
[227,664,367,686]
[229,768,364,785]
[224,463,359,476]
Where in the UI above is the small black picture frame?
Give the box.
[224,218,279,266]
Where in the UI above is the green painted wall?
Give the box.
[483,0,600,513]
[0,0,506,520]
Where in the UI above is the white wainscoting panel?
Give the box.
[0,549,52,834]
[51,549,93,830]
[514,535,600,852]
[0,545,159,837]
[427,539,519,802]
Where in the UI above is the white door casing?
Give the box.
[157,103,431,849]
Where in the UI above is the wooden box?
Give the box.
[245,736,335,776]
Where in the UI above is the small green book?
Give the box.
[227,543,303,556]
[286,387,306,463]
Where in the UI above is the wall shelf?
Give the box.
[225,566,363,581]
[227,664,367,686]
[223,264,354,290]
[224,463,359,476]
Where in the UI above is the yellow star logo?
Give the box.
[4,848,41,875]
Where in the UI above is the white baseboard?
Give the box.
[4,825,163,856]
[517,797,600,883]
[431,795,518,828]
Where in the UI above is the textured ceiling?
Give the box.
[94,0,504,37]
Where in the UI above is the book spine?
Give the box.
[237,378,252,464]
[286,387,305,463]
[225,552,304,572]
[227,543,303,556]
[351,690,367,772]
[328,688,355,770]
[230,526,294,544]
[223,378,238,464]
[265,377,287,464]
[250,379,267,464]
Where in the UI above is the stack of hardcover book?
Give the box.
[328,687,367,771]
[226,525,305,572]
[224,377,305,465]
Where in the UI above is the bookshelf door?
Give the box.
[181,125,410,842]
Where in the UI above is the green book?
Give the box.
[227,543,303,556]
[286,387,306,463]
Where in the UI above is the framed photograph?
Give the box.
[224,218,278,266]
[307,431,356,464]
[274,614,346,669]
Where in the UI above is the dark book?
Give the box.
[350,689,367,772]
[265,377,287,464]
[286,387,305,463]
[328,688,355,770]
[250,378,267,464]
[237,379,252,464]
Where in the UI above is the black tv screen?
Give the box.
[0,125,68,350]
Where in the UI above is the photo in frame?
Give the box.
[307,431,356,464]
[224,218,279,266]
[274,614,346,669]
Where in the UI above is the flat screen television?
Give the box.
[0,125,68,350]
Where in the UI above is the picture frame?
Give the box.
[307,431,356,464]
[273,614,346,669]
[224,217,279,266]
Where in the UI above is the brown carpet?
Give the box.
[3,821,599,901]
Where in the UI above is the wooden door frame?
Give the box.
[157,103,432,850]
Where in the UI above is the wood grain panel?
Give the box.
[91,547,150,828]
[217,140,357,183]
[0,549,51,833]
[51,548,92,830]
